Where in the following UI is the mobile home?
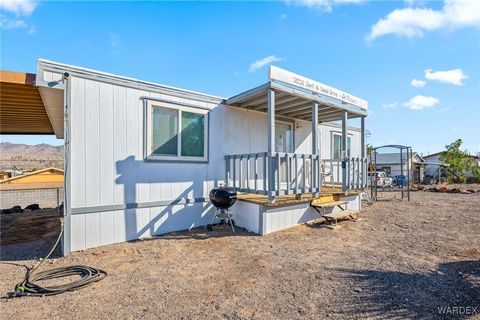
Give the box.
[373,151,426,184]
[2,60,369,254]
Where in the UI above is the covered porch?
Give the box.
[224,66,368,202]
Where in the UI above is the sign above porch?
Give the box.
[269,66,368,110]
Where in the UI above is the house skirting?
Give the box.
[231,194,361,235]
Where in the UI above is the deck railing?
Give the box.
[344,157,368,190]
[225,153,368,195]
[322,157,368,190]
[225,152,321,196]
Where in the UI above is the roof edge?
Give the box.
[37,59,225,104]
[0,167,63,184]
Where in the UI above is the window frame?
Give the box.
[275,118,295,153]
[331,132,352,160]
[145,100,209,162]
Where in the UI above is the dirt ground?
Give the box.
[1,208,62,246]
[1,190,479,319]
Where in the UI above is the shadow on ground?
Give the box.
[336,260,480,319]
[125,222,256,243]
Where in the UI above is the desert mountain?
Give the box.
[0,142,63,171]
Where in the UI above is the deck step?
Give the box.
[322,210,357,221]
[310,200,347,208]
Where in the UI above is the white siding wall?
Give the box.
[67,76,363,251]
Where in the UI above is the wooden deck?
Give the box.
[236,186,363,208]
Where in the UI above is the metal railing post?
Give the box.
[341,111,348,191]
[268,89,276,203]
[294,154,299,194]
[285,154,290,194]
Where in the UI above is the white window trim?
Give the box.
[331,132,352,160]
[145,100,209,162]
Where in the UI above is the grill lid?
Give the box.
[209,186,237,209]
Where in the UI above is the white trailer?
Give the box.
[34,60,368,254]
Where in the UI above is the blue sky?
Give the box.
[1,0,479,155]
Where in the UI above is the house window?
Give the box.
[146,100,208,162]
[275,120,294,153]
[332,133,351,159]
[381,166,391,175]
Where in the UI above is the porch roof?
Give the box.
[226,67,368,123]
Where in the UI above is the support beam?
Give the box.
[255,96,305,112]
[312,102,319,154]
[317,112,360,123]
[361,116,366,188]
[341,111,348,191]
[267,89,276,203]
[285,105,336,118]
[361,116,366,158]
[244,92,289,110]
[268,89,275,154]
[270,95,302,110]
[312,101,319,197]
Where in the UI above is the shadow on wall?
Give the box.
[115,155,219,242]
[335,260,480,319]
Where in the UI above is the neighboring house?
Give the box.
[1,60,369,255]
[0,172,10,180]
[0,167,64,186]
[1,169,25,177]
[424,152,480,181]
[0,167,64,209]
[371,152,426,184]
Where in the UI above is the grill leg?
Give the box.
[210,208,218,225]
[226,209,235,233]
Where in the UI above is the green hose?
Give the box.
[6,209,107,298]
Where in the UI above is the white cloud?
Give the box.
[404,0,427,7]
[286,0,365,12]
[424,68,467,86]
[0,0,37,16]
[403,95,439,110]
[381,102,399,109]
[0,0,37,33]
[0,17,26,29]
[366,0,480,41]
[249,55,283,73]
[410,79,426,87]
[0,14,35,33]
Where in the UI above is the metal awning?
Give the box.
[226,80,368,123]
[226,81,368,122]
[0,70,54,134]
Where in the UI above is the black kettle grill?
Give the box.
[208,185,237,232]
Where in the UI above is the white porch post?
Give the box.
[341,111,348,191]
[312,101,319,196]
[361,116,365,158]
[361,116,366,188]
[268,89,276,203]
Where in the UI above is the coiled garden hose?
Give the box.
[6,209,107,298]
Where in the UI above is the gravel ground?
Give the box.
[1,190,479,319]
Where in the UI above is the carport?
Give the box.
[0,69,66,253]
